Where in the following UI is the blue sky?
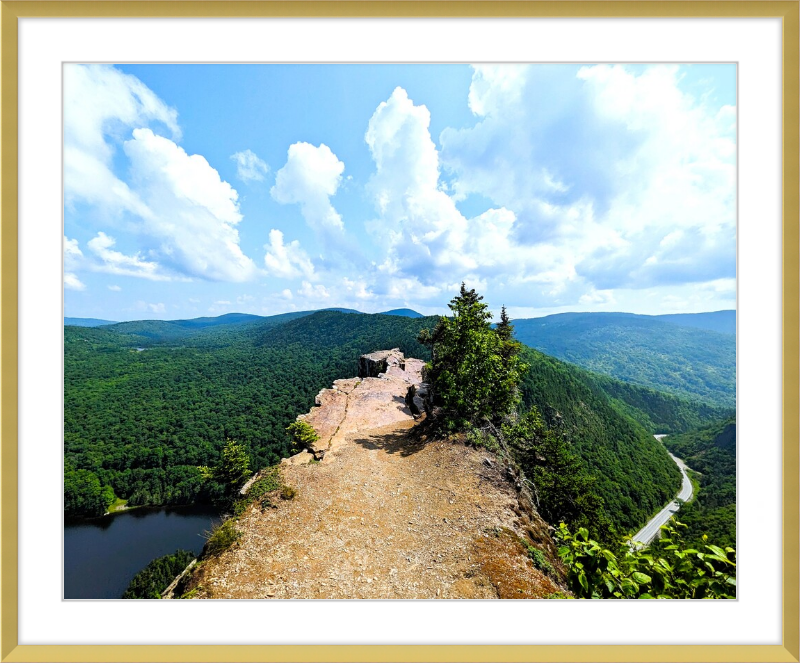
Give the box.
[63,64,736,321]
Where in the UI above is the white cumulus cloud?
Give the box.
[64,236,86,290]
[123,128,258,282]
[364,86,546,298]
[271,142,346,237]
[63,65,258,284]
[64,273,86,291]
[64,64,179,217]
[298,281,330,300]
[263,229,315,280]
[436,64,736,307]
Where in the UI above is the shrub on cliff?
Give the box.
[419,284,526,430]
[198,439,251,500]
[286,420,319,453]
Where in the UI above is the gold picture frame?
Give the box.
[2,2,798,662]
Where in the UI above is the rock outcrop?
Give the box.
[288,349,425,463]
[180,350,566,600]
[358,348,405,378]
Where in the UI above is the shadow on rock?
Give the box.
[351,428,431,457]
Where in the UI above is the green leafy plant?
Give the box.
[247,468,282,500]
[556,521,736,599]
[464,424,500,452]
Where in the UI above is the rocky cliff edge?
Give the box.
[181,350,565,599]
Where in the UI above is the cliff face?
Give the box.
[185,350,564,599]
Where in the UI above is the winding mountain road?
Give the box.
[631,434,693,547]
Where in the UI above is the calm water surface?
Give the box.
[64,505,220,599]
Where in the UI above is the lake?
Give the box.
[64,504,220,599]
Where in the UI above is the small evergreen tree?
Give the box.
[421,284,526,429]
[198,439,251,499]
[496,305,513,341]
[493,305,526,417]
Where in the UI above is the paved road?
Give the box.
[631,434,693,548]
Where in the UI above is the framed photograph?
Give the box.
[2,2,797,662]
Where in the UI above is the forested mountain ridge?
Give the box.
[518,347,681,531]
[66,307,424,339]
[64,312,436,515]
[654,310,735,335]
[66,310,720,532]
[512,312,735,407]
[64,317,118,327]
[661,417,736,547]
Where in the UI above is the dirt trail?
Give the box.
[189,356,562,599]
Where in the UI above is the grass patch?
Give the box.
[203,519,240,556]
[231,467,285,516]
[522,540,554,575]
[106,497,128,514]
[280,485,297,501]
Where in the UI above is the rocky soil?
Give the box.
[185,351,564,599]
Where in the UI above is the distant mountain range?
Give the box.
[63,307,425,329]
[64,317,118,327]
[65,307,735,408]
[380,308,425,318]
[511,311,735,408]
[652,310,735,335]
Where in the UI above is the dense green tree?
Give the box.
[286,420,319,453]
[421,285,526,429]
[503,408,614,540]
[198,439,251,499]
[122,549,195,599]
[495,306,513,342]
[64,466,114,518]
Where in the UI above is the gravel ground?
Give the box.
[189,359,563,600]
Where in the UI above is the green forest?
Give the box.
[512,312,736,407]
[662,417,737,547]
[65,312,433,514]
[122,549,195,599]
[64,308,729,536]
